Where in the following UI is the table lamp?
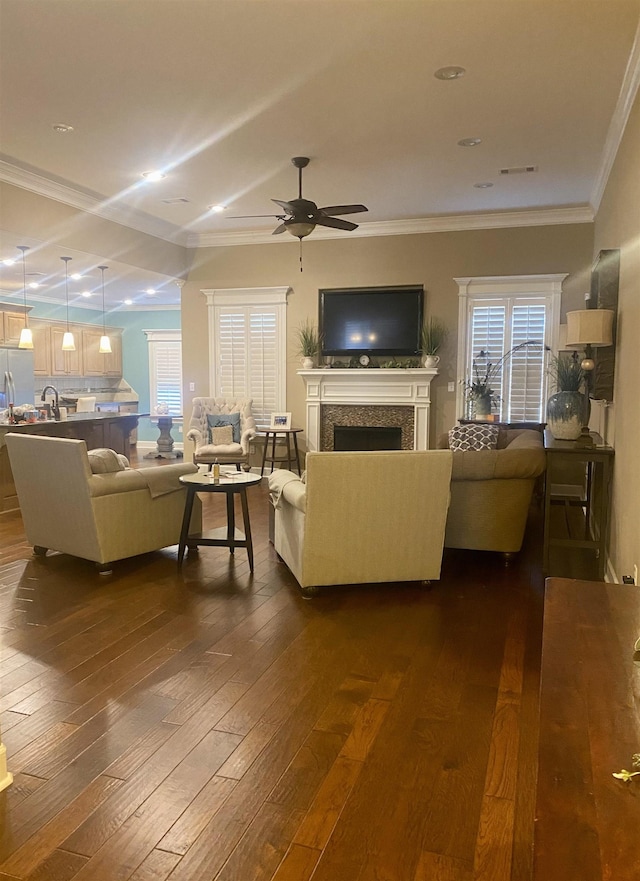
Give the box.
[565,307,614,440]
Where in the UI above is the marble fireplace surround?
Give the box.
[298,368,438,452]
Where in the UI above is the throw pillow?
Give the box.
[87,448,127,473]
[207,412,241,443]
[211,425,234,445]
[448,424,500,452]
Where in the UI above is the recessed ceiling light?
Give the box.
[28,282,40,289]
[124,299,133,306]
[71,273,83,281]
[458,137,482,147]
[82,291,92,297]
[474,182,494,188]
[141,170,166,182]
[434,66,466,80]
[52,123,74,133]
[145,288,156,295]
[208,204,226,213]
[2,258,15,266]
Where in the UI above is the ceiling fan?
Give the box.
[229,156,368,240]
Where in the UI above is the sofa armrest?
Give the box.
[187,428,204,447]
[89,462,197,498]
[268,469,306,512]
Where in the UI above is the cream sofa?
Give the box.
[437,428,546,557]
[5,434,201,573]
[268,449,453,595]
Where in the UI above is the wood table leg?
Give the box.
[226,492,235,554]
[240,488,254,571]
[292,432,301,475]
[177,486,196,567]
[260,432,270,477]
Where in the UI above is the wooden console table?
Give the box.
[535,577,640,880]
[543,430,614,580]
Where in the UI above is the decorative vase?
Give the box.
[546,391,585,440]
[301,356,315,369]
[474,393,492,420]
[423,354,440,368]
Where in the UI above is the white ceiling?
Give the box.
[1,0,639,308]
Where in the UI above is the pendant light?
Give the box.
[60,256,75,350]
[98,265,112,353]
[17,245,34,349]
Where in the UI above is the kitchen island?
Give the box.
[0,412,147,513]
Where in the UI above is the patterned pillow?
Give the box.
[207,412,241,443]
[448,424,500,451]
[211,425,234,445]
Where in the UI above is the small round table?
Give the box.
[260,428,303,476]
[177,471,262,570]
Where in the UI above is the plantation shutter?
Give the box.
[146,331,182,416]
[468,304,506,414]
[507,303,546,421]
[215,305,279,429]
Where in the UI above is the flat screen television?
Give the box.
[319,285,424,357]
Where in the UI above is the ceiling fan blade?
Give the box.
[318,204,368,216]
[314,216,358,231]
[272,199,295,213]
[272,223,288,235]
[227,214,283,219]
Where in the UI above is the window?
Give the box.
[203,287,289,430]
[144,330,182,415]
[456,275,564,421]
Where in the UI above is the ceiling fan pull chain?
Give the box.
[299,240,303,272]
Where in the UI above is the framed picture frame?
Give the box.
[270,412,292,430]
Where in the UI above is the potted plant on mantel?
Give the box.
[421,318,448,368]
[295,320,321,369]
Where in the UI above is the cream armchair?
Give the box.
[187,398,257,470]
[268,450,453,596]
[5,434,201,574]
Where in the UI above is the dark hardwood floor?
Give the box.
[0,453,545,881]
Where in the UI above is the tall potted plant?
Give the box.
[295,320,321,369]
[465,340,545,420]
[546,352,586,439]
[421,318,448,368]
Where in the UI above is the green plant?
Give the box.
[464,340,545,407]
[613,752,640,783]
[295,320,321,358]
[548,351,585,392]
[421,318,448,355]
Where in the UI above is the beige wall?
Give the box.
[593,87,640,582]
[184,223,593,446]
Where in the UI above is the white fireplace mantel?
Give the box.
[298,368,438,452]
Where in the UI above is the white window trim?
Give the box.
[144,329,183,417]
[201,286,290,408]
[454,274,565,420]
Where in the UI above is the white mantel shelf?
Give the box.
[298,368,438,452]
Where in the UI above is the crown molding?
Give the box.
[187,205,594,249]
[0,159,189,246]
[590,18,640,213]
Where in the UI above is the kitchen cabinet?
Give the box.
[31,321,52,376]
[1,311,28,345]
[81,328,122,377]
[50,327,83,376]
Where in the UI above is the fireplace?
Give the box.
[334,425,403,451]
[298,368,438,451]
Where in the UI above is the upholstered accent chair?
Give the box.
[5,433,201,574]
[268,449,453,596]
[187,398,257,471]
[437,427,546,559]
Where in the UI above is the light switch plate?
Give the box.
[447,382,455,392]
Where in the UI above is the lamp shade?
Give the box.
[565,309,614,348]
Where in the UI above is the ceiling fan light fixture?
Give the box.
[286,221,316,239]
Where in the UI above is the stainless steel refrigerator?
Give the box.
[0,348,35,409]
